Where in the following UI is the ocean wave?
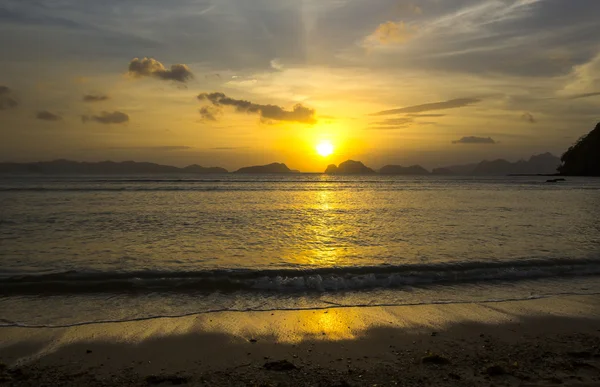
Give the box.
[2,258,600,295]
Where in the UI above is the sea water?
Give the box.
[1,174,599,326]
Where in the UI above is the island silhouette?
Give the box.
[0,154,562,176]
[3,120,600,176]
[0,160,228,175]
[234,163,296,174]
[325,160,376,175]
[559,122,600,176]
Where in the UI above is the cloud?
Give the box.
[521,112,536,123]
[0,86,18,110]
[371,98,481,116]
[564,92,600,100]
[452,136,496,145]
[211,146,251,150]
[82,111,129,124]
[102,146,193,151]
[198,92,316,124]
[36,111,62,121]
[83,94,109,102]
[270,59,284,71]
[377,117,414,126]
[407,113,446,117]
[199,106,220,121]
[128,57,194,83]
[365,21,416,46]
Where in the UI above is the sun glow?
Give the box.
[316,141,334,157]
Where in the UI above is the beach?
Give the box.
[2,295,600,386]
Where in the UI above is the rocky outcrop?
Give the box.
[234,162,294,174]
[558,122,600,176]
[324,160,376,175]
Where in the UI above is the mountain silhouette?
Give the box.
[325,160,376,174]
[234,163,294,174]
[437,153,560,175]
[559,122,600,176]
[0,160,228,174]
[379,165,429,175]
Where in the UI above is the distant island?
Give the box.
[437,153,561,176]
[323,153,561,175]
[559,122,600,176]
[7,135,600,176]
[0,160,228,175]
[325,160,376,175]
[379,165,430,175]
[234,163,296,174]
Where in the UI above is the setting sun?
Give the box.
[316,141,334,157]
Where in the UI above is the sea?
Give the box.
[1,174,600,327]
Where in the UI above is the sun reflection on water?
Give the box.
[285,187,346,267]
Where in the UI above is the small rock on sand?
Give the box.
[485,365,506,376]
[421,354,450,365]
[145,374,190,385]
[567,351,592,359]
[263,360,298,371]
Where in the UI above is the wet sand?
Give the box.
[1,295,600,386]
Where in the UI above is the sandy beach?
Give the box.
[1,295,600,386]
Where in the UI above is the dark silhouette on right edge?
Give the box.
[559,122,600,176]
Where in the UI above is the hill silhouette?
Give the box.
[0,160,228,174]
[379,165,429,175]
[325,160,376,175]
[437,153,560,175]
[559,122,600,176]
[234,163,294,174]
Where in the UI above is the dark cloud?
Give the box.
[380,118,414,125]
[452,136,496,145]
[0,86,18,110]
[36,111,62,121]
[128,57,194,82]
[407,113,447,118]
[148,146,192,151]
[370,115,443,130]
[372,98,481,116]
[102,146,192,151]
[83,94,109,102]
[370,126,409,130]
[82,111,129,124]
[211,146,251,150]
[521,112,536,123]
[564,92,600,100]
[198,92,316,124]
[374,117,414,128]
[199,106,220,121]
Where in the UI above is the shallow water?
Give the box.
[1,174,599,325]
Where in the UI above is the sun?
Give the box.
[316,141,334,157]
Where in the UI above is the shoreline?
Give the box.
[3,290,600,329]
[2,295,600,386]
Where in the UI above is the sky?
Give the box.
[0,0,599,172]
